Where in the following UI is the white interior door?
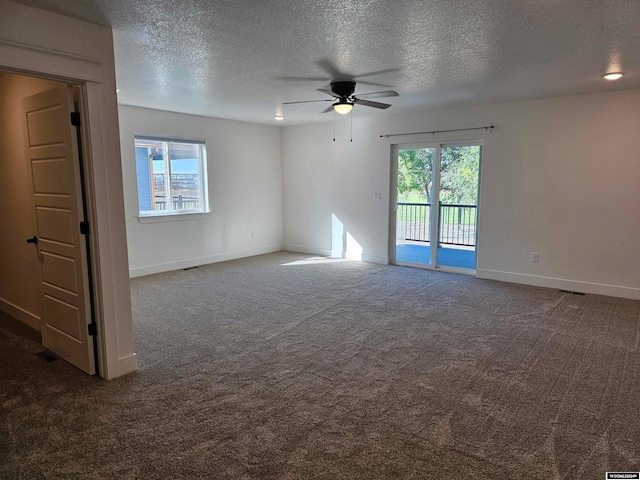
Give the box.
[23,86,96,375]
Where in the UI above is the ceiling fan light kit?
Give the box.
[333,99,353,115]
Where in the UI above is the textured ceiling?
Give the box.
[10,0,640,125]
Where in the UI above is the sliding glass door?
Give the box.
[392,142,481,271]
[436,145,480,268]
[394,147,436,266]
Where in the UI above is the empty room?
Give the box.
[1,1,639,479]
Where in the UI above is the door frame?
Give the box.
[388,137,484,275]
[6,70,101,374]
[0,40,137,379]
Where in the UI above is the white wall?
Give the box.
[119,105,283,277]
[0,72,59,329]
[0,0,136,379]
[282,89,640,299]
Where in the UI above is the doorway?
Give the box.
[390,142,482,272]
[0,70,98,375]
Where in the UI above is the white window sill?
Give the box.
[136,211,210,224]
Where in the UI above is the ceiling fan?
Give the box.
[284,80,399,115]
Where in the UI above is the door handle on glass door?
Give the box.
[26,236,38,245]
[392,201,397,212]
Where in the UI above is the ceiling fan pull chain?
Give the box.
[350,110,353,142]
[333,110,336,142]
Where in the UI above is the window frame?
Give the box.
[133,134,210,218]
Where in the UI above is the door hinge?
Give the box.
[88,323,97,336]
[80,221,90,235]
[70,111,81,127]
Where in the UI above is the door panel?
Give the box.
[394,147,436,266]
[35,207,74,244]
[31,158,70,193]
[43,295,82,340]
[23,86,95,374]
[26,105,69,146]
[41,252,78,293]
[436,145,481,269]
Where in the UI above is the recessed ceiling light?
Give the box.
[604,72,623,81]
[274,115,284,121]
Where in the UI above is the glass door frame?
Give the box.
[389,139,483,274]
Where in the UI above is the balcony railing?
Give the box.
[397,202,432,242]
[153,194,200,211]
[397,202,477,247]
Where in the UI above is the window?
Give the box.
[134,135,209,216]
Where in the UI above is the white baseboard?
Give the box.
[116,353,138,379]
[129,244,284,278]
[282,244,332,257]
[476,269,640,300]
[362,253,389,265]
[0,297,40,331]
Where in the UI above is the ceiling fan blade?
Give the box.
[354,80,392,87]
[315,60,400,83]
[321,105,335,113]
[317,88,341,98]
[355,90,399,99]
[274,76,330,82]
[353,67,403,79]
[283,99,333,105]
[316,59,346,80]
[353,98,391,109]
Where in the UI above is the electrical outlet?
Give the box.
[531,252,539,263]
[374,192,382,201]
[251,231,255,239]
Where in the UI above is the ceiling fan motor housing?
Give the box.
[331,81,356,98]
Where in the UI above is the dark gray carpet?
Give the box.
[1,251,639,479]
